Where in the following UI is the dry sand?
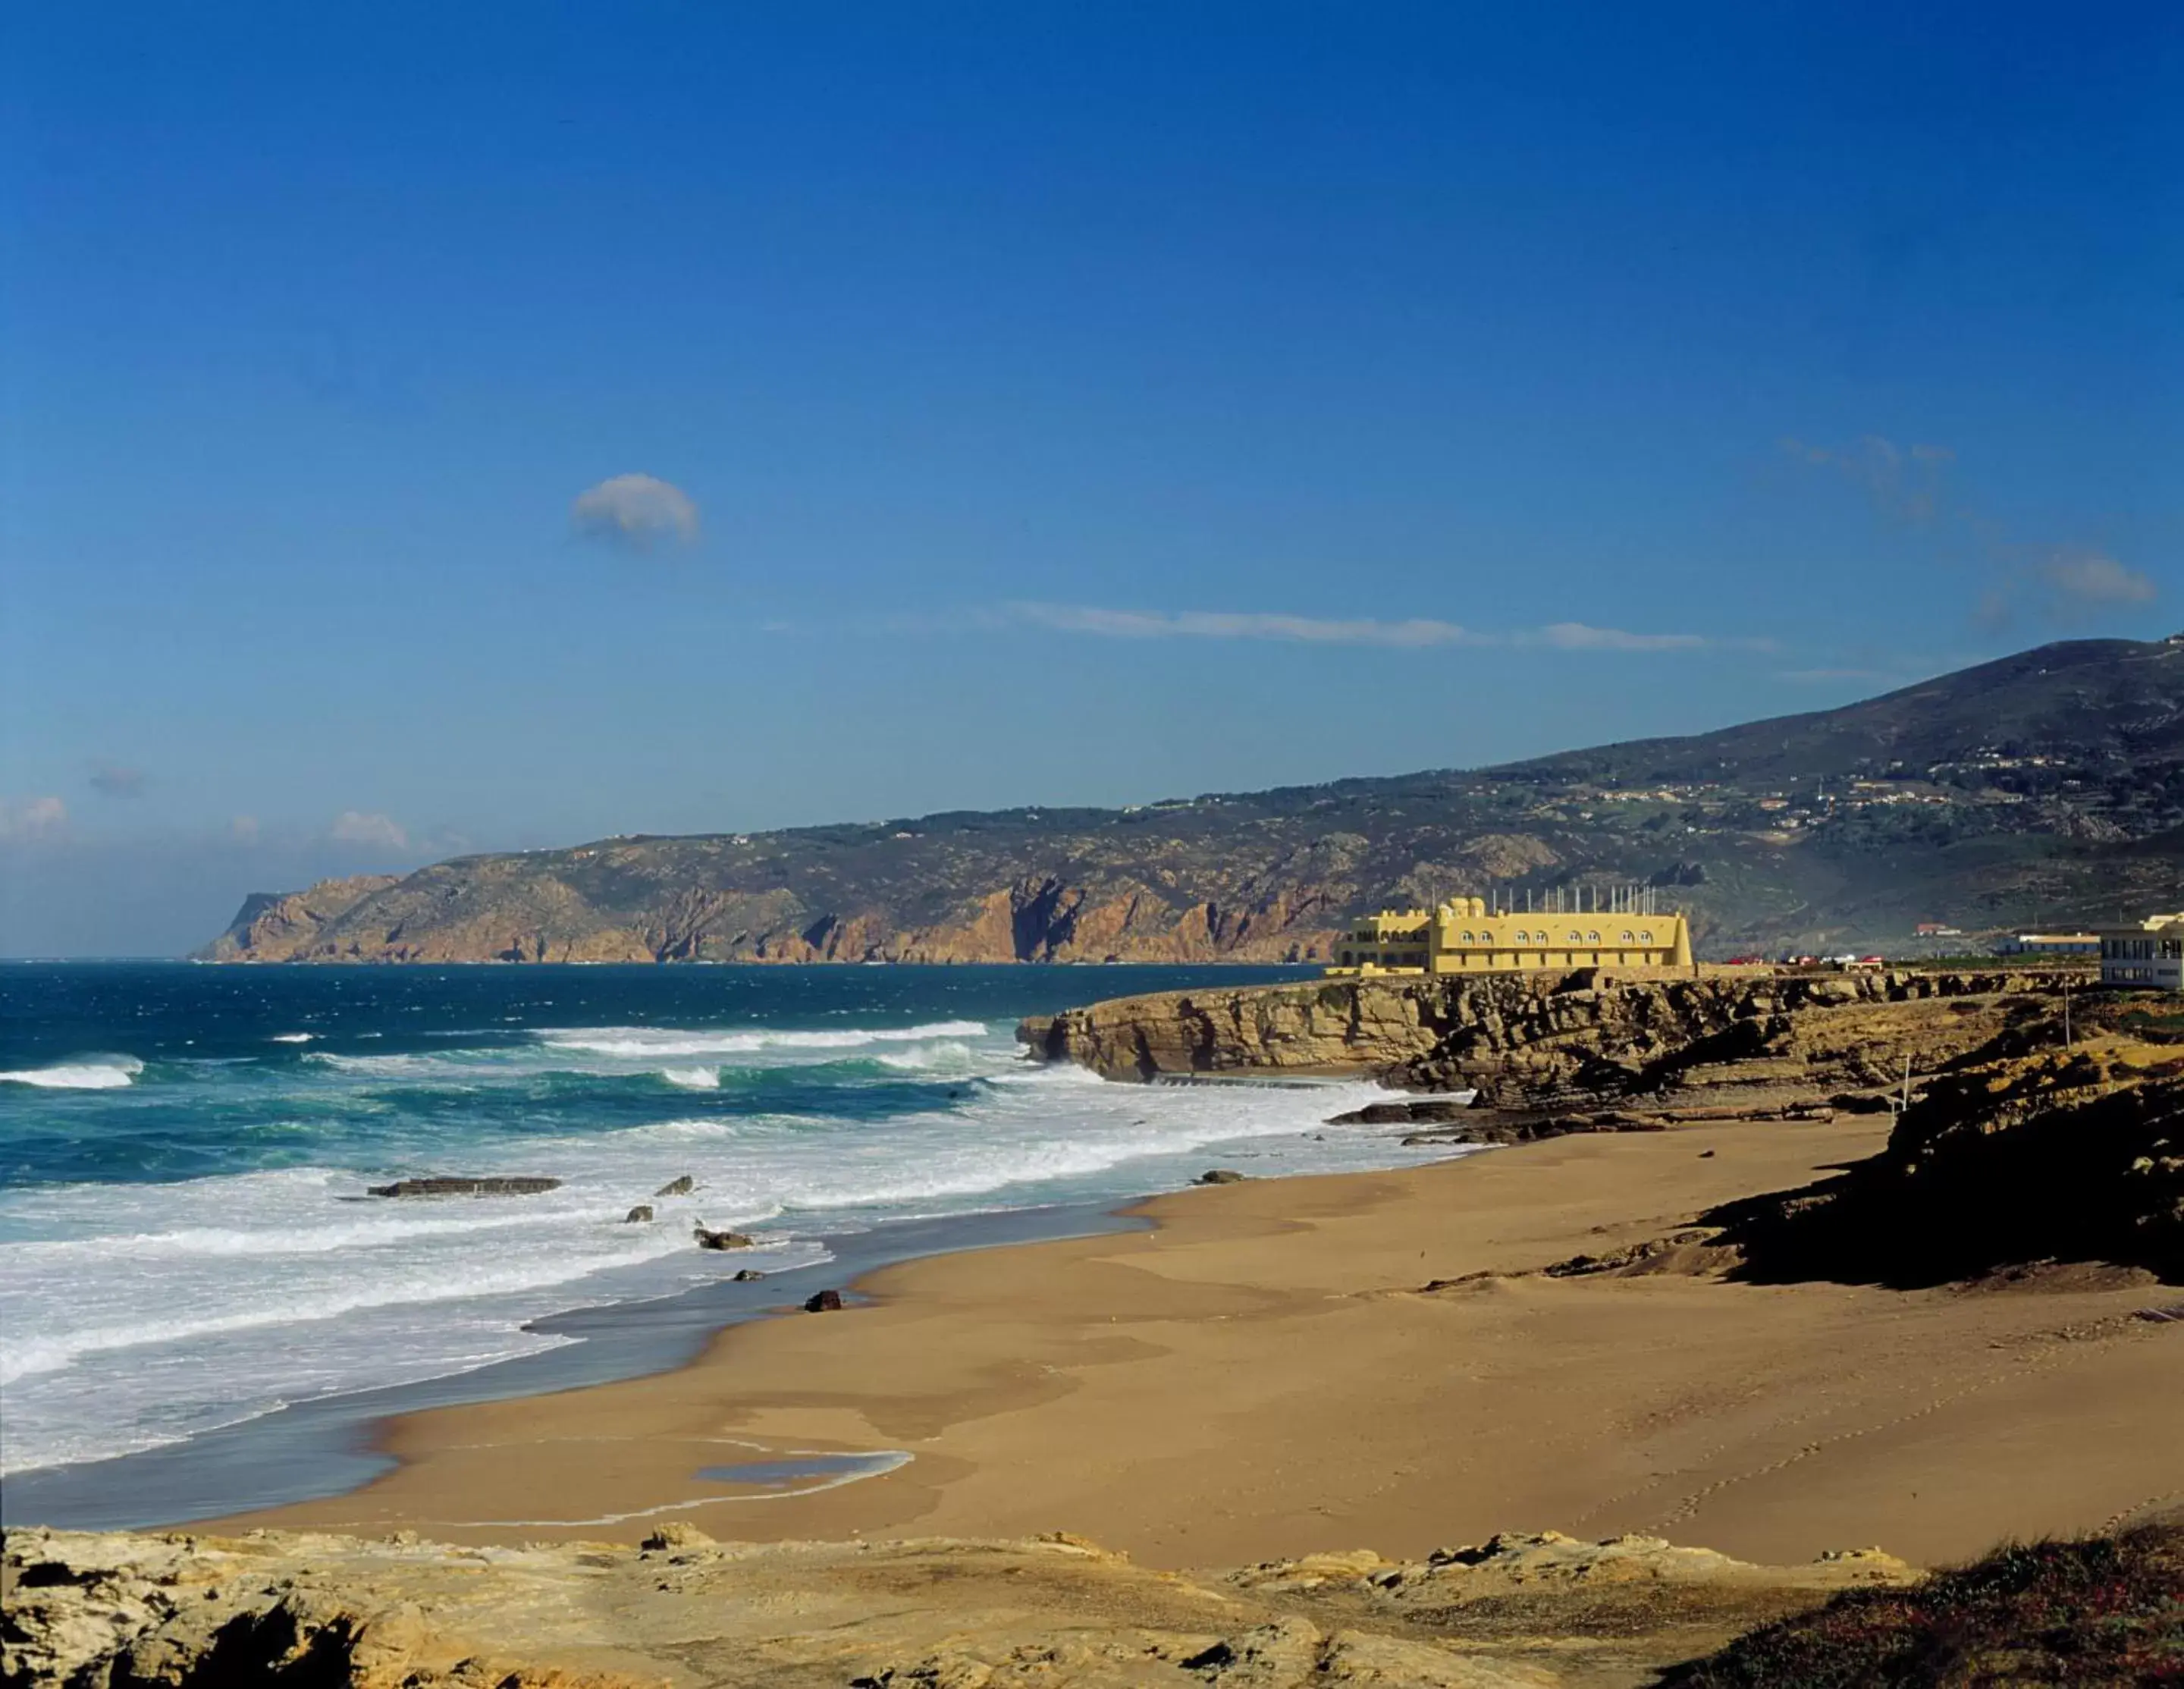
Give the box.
[212,1119,2184,1569]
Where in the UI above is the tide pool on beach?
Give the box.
[0,962,1452,1524]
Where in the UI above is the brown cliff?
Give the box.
[199,876,402,962]
[1018,968,2086,1113]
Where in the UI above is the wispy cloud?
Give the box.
[0,796,68,841]
[2040,550,2156,607]
[571,473,699,552]
[1005,602,1482,647]
[328,809,410,850]
[1784,435,2157,629]
[999,602,1752,654]
[88,762,147,799]
[1781,435,1954,526]
[1534,622,1709,652]
[1778,667,1897,685]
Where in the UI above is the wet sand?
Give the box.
[210,1119,2184,1569]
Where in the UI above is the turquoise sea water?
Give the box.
[0,962,1427,1480]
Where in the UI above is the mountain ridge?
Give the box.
[202,636,2184,963]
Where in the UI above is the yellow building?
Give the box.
[1327,895,1693,976]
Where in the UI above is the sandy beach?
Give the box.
[210,1119,2184,1571]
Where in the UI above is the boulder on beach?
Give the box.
[733,1268,765,1282]
[694,1226,755,1251]
[805,1289,843,1312]
[624,1205,654,1223]
[654,1175,695,1198]
[1197,1169,1246,1185]
[366,1177,561,1199]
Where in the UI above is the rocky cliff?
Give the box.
[1019,968,2083,1112]
[196,636,2184,963]
[1,1523,1916,1689]
[1700,1029,2184,1287]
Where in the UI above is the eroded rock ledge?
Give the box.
[0,1524,1915,1689]
[1018,968,2082,1114]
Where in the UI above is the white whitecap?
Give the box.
[0,1057,143,1091]
[661,1066,721,1090]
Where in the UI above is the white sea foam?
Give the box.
[269,1032,315,1044]
[538,1020,990,1058]
[0,1057,143,1090]
[0,1008,1456,1477]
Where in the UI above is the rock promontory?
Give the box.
[1018,967,2082,1114]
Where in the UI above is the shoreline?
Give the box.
[196,1118,2184,1570]
[0,1195,1174,1531]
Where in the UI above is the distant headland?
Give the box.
[200,636,2184,964]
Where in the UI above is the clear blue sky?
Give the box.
[5,2,2179,954]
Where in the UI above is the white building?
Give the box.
[2098,913,2184,990]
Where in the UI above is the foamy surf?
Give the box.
[0,967,1444,1483]
[0,1057,143,1090]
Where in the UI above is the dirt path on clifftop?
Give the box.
[209,1120,2184,1573]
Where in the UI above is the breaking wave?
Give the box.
[0,1057,143,1091]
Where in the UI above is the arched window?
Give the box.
[1340,950,1354,965]
[1587,931,1601,943]
[1567,930,1583,943]
[1639,930,1653,943]
[1461,931,1474,943]
[1620,931,1634,943]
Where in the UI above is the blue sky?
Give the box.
[5,2,2179,954]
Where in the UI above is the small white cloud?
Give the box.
[571,473,699,551]
[329,810,410,850]
[2041,551,2156,606]
[0,796,67,840]
[89,762,148,798]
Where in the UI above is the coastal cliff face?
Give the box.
[1,1524,1916,1689]
[197,847,1355,965]
[200,876,402,962]
[1018,968,2082,1108]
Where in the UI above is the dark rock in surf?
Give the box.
[625,1205,654,1223]
[1197,1169,1246,1185]
[655,1175,695,1198]
[804,1289,843,1313]
[694,1226,755,1251]
[366,1177,561,1198]
[733,1268,765,1282]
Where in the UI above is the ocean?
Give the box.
[0,962,1441,1503]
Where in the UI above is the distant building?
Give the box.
[1998,931,2100,956]
[1327,895,1693,976]
[1913,922,1964,938]
[2098,913,2184,990]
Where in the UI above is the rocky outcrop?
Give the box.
[1020,969,2082,1112]
[363,1177,560,1198]
[1702,1034,2184,1286]
[0,1524,1917,1689]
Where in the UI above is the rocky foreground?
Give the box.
[2,1523,1918,1689]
